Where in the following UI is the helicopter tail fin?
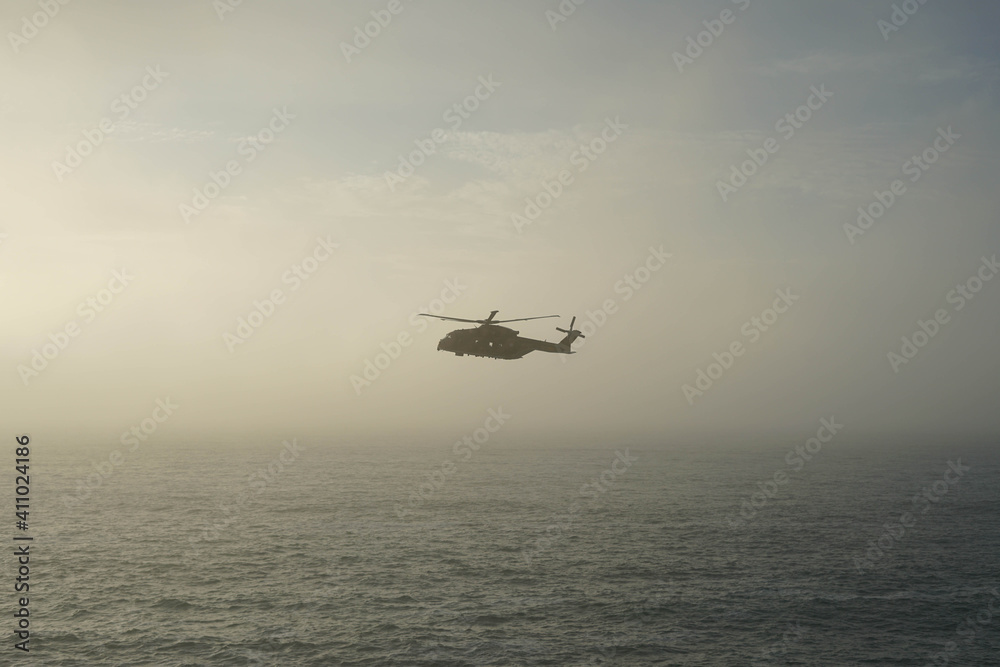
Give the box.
[555,316,586,352]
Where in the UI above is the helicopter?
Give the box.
[418,310,585,360]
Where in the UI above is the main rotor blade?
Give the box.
[417,314,483,324]
[491,315,560,324]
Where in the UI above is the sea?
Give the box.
[14,438,1000,665]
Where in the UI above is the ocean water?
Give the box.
[18,439,1000,665]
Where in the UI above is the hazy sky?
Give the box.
[3,0,999,445]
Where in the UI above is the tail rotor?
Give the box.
[556,316,585,337]
[556,316,585,351]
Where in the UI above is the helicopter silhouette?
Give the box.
[418,310,585,360]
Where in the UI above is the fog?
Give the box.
[2,0,999,445]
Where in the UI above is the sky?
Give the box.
[2,0,999,446]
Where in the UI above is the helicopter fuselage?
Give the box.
[436,325,568,360]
